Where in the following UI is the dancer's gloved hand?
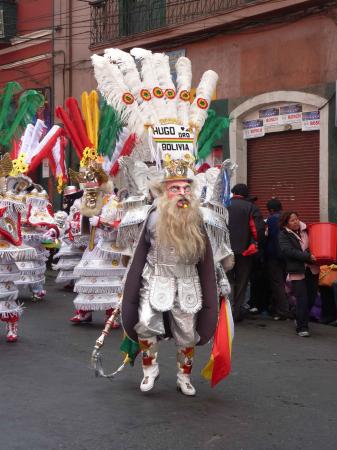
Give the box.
[42,228,57,242]
[89,216,100,227]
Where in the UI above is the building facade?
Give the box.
[88,0,337,223]
[0,0,53,126]
[3,1,336,222]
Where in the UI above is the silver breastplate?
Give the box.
[147,242,199,278]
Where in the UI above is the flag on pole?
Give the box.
[201,297,234,387]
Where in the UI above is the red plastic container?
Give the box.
[308,222,337,264]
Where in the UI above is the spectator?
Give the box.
[279,211,318,337]
[265,199,289,320]
[227,183,264,322]
[247,195,269,315]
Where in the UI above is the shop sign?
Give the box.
[243,119,264,139]
[259,107,279,118]
[279,104,302,114]
[259,107,280,127]
[302,111,320,131]
[279,112,302,125]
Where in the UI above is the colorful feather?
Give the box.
[110,133,137,176]
[81,91,94,148]
[89,90,100,150]
[197,109,231,161]
[0,88,44,148]
[98,98,123,157]
[0,82,22,133]
[55,106,83,158]
[66,97,93,150]
[28,126,63,173]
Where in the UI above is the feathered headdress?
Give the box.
[0,82,45,150]
[92,47,218,180]
[57,91,137,187]
[9,120,67,192]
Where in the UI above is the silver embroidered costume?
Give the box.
[134,210,201,346]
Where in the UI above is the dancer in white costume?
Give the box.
[21,187,59,300]
[0,156,37,342]
[54,89,138,323]
[69,161,125,324]
[53,186,84,288]
[6,176,59,301]
[73,191,126,326]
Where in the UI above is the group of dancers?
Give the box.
[1,47,235,395]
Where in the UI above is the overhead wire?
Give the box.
[1,0,334,48]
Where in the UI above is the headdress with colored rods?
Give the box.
[9,120,67,192]
[56,91,137,183]
[92,48,218,181]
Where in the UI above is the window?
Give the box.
[0,10,4,38]
[119,0,165,36]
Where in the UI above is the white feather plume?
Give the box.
[20,124,34,154]
[29,125,60,163]
[189,70,218,131]
[91,54,145,138]
[110,127,131,167]
[175,57,192,127]
[130,48,167,121]
[27,119,46,154]
[22,120,46,164]
[104,48,158,125]
[152,52,177,122]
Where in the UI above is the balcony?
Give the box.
[90,0,264,48]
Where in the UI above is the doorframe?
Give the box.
[229,91,329,221]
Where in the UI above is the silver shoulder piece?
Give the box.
[200,206,234,268]
[117,204,152,249]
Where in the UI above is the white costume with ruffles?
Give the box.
[53,199,85,284]
[0,191,37,340]
[15,192,57,296]
[72,194,126,312]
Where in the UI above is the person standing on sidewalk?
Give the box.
[265,199,289,320]
[227,184,264,322]
[279,211,318,337]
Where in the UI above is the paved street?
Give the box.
[0,272,336,450]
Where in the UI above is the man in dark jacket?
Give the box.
[227,183,264,321]
[265,199,289,319]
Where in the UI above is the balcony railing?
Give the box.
[90,0,263,47]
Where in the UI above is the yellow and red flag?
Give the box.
[201,297,234,387]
